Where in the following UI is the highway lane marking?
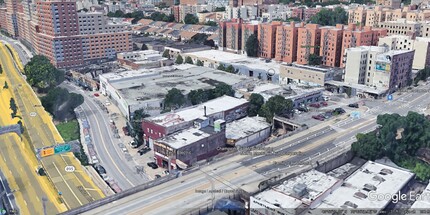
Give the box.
[82,101,135,187]
[52,161,81,207]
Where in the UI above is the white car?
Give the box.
[92,156,99,164]
[101,174,109,181]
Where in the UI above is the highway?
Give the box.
[80,83,430,215]
[0,42,105,212]
[61,82,150,190]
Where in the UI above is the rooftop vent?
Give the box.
[363,184,377,192]
[293,183,307,197]
[343,201,358,209]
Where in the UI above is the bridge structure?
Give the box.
[0,124,22,138]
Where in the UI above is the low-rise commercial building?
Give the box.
[378,35,430,70]
[99,65,252,119]
[378,19,423,36]
[226,116,271,147]
[280,63,342,86]
[117,50,171,70]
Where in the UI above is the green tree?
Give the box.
[0,65,2,74]
[184,14,199,24]
[213,83,234,97]
[3,81,8,89]
[131,109,150,146]
[205,21,217,26]
[175,55,184,64]
[217,64,226,71]
[196,60,204,66]
[225,65,235,73]
[188,89,213,105]
[162,50,170,59]
[24,55,64,91]
[185,56,193,64]
[164,88,185,110]
[414,162,430,181]
[259,95,293,122]
[309,7,348,26]
[245,34,259,57]
[308,54,322,65]
[41,87,84,121]
[249,93,264,117]
[17,120,24,134]
[141,44,148,50]
[10,98,17,118]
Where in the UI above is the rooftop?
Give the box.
[226,117,270,140]
[101,66,251,106]
[156,126,215,149]
[312,161,414,212]
[148,95,249,127]
[253,170,340,209]
[411,183,430,209]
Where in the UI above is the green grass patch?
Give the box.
[56,120,80,142]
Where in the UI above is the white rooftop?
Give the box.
[312,161,414,213]
[253,170,340,209]
[411,183,430,210]
[157,127,212,149]
[148,95,249,127]
[226,117,270,140]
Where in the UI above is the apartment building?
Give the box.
[219,19,242,53]
[376,0,401,9]
[0,8,7,31]
[275,22,299,63]
[349,6,430,27]
[5,0,18,37]
[258,21,282,59]
[348,6,366,26]
[241,22,258,55]
[379,19,423,36]
[378,35,430,69]
[341,23,388,67]
[292,7,322,22]
[296,23,321,65]
[319,25,344,67]
[344,46,414,90]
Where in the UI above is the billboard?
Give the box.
[375,62,391,72]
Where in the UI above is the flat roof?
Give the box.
[326,80,388,95]
[253,170,340,209]
[411,183,430,209]
[226,117,270,140]
[185,50,283,73]
[157,126,214,149]
[148,95,249,127]
[101,66,251,106]
[313,161,414,212]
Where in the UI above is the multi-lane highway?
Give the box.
[0,42,105,212]
[61,82,150,190]
[79,83,430,215]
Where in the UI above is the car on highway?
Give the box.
[91,156,99,164]
[348,103,359,108]
[138,147,151,155]
[309,103,321,108]
[147,162,158,169]
[312,115,324,121]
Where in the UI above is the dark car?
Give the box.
[298,107,308,112]
[309,103,321,108]
[138,147,151,155]
[155,174,161,179]
[348,103,359,108]
[147,162,158,169]
[334,108,346,114]
[94,164,106,175]
[312,115,324,121]
[320,101,328,106]
[122,126,129,136]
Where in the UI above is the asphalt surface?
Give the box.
[61,82,150,190]
[82,83,430,215]
[0,42,104,212]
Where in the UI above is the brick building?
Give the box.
[241,22,258,55]
[258,21,282,59]
[275,22,299,63]
[219,19,243,53]
[296,23,321,65]
[5,0,18,37]
[0,8,7,31]
[319,25,344,67]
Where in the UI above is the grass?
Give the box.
[56,120,80,142]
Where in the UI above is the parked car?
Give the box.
[323,96,329,101]
[334,108,346,114]
[309,103,321,108]
[320,101,328,106]
[348,103,359,108]
[312,115,324,121]
[122,126,129,136]
[101,174,109,181]
[147,162,158,169]
[93,93,99,97]
[155,174,161,179]
[94,164,106,175]
[138,147,151,155]
[91,156,99,164]
[298,107,308,112]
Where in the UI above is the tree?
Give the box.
[41,87,84,121]
[196,60,204,66]
[175,55,184,64]
[162,50,170,59]
[213,83,234,97]
[249,93,265,117]
[217,64,226,71]
[24,55,64,91]
[309,7,348,26]
[203,39,215,47]
[17,120,24,134]
[10,98,17,118]
[259,95,293,122]
[131,109,150,146]
[188,89,213,105]
[205,21,217,26]
[245,34,259,57]
[164,88,185,110]
[308,54,322,65]
[0,65,2,74]
[141,44,148,50]
[185,56,193,64]
[225,65,235,73]
[107,10,125,18]
[3,81,8,89]
[184,14,199,24]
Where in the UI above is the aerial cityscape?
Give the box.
[1,0,430,214]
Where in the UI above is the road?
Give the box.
[0,42,105,211]
[79,83,430,215]
[61,82,150,190]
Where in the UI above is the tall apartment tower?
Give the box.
[275,22,299,63]
[219,19,242,53]
[319,24,344,67]
[296,23,321,65]
[241,22,258,55]
[258,21,282,59]
[5,0,18,37]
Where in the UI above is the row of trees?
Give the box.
[352,112,430,181]
[248,94,294,122]
[107,10,175,23]
[309,7,348,26]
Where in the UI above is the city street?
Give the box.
[80,83,430,215]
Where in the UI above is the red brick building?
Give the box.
[275,22,299,63]
[296,23,321,65]
[258,21,282,59]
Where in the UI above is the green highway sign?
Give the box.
[54,143,71,154]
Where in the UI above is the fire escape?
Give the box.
[322,31,330,66]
